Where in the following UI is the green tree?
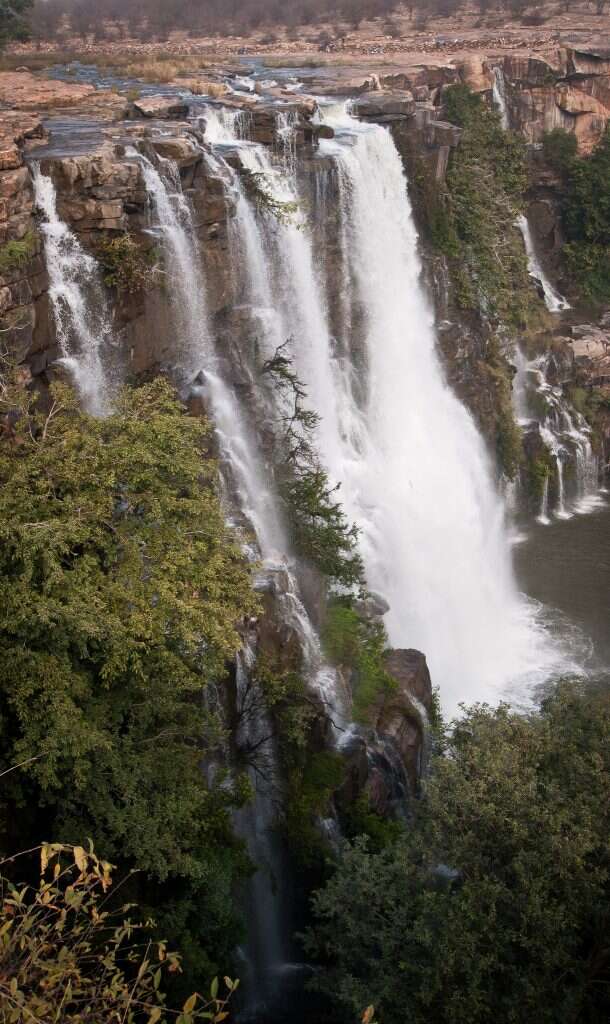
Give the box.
[0,0,32,47]
[561,126,610,302]
[0,374,256,984]
[306,680,610,1024]
[261,344,363,590]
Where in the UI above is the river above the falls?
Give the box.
[514,501,610,679]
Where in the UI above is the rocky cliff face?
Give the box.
[496,44,610,155]
[1,53,607,800]
[1,92,436,822]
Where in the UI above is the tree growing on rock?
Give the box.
[0,371,256,990]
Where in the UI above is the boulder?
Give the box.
[353,91,415,120]
[359,648,434,794]
[384,649,433,712]
[132,95,189,119]
[150,136,201,167]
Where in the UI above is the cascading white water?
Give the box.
[513,347,604,520]
[516,214,571,313]
[312,108,572,711]
[32,166,113,415]
[205,117,345,477]
[491,80,570,315]
[492,66,510,131]
[139,152,287,561]
[206,102,575,711]
[201,118,348,723]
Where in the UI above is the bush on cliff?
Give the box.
[440,85,532,327]
[543,125,610,303]
[322,600,396,724]
[261,344,363,590]
[0,372,256,989]
[306,679,610,1024]
[96,232,157,294]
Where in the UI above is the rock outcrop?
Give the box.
[496,43,610,154]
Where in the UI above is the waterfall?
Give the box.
[492,66,510,131]
[513,348,603,520]
[491,73,570,315]
[537,475,551,525]
[516,214,571,313]
[198,123,348,723]
[32,166,113,415]
[556,453,568,519]
[203,102,576,712]
[232,645,294,1021]
[312,107,573,710]
[138,152,286,559]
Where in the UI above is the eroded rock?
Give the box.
[132,95,190,119]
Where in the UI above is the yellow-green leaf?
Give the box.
[183,993,197,1013]
[73,846,87,873]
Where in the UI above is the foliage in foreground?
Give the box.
[0,373,256,988]
[307,680,610,1024]
[0,842,237,1023]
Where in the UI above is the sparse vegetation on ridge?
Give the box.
[543,126,610,304]
[96,232,157,293]
[0,231,37,275]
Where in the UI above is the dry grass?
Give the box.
[174,78,228,96]
[125,60,180,82]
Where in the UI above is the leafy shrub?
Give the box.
[253,656,344,867]
[96,232,155,293]
[548,126,610,302]
[322,601,395,723]
[0,371,256,992]
[524,447,554,501]
[0,230,37,275]
[439,86,533,328]
[261,344,363,590]
[243,171,300,226]
[542,127,577,172]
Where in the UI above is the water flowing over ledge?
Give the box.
[202,101,583,714]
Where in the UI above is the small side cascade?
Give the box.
[232,643,297,1022]
[32,165,114,415]
[513,347,604,522]
[516,214,571,313]
[492,65,510,131]
[276,110,299,172]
